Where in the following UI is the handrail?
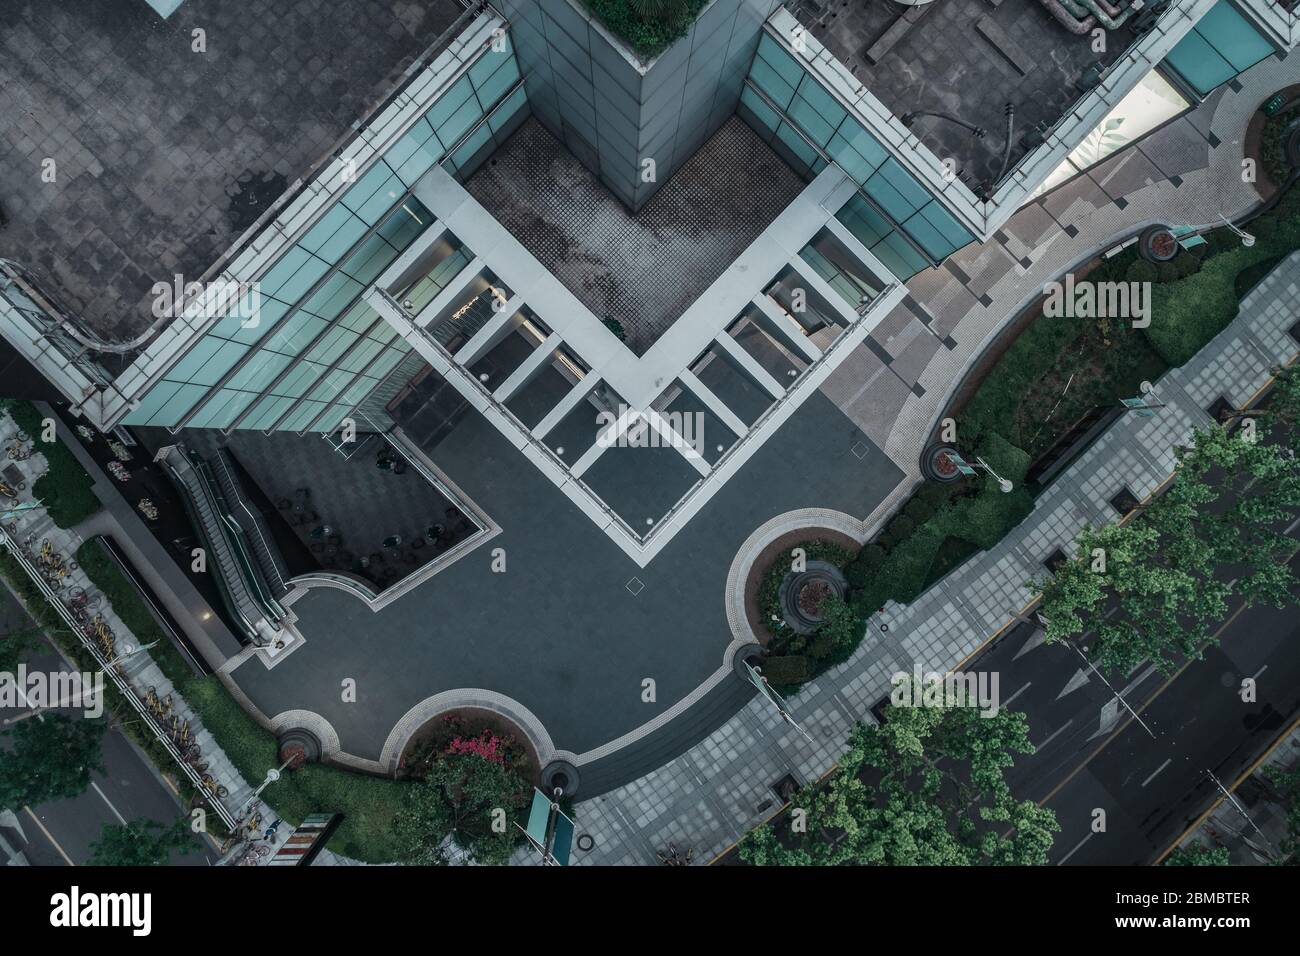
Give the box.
[160,453,264,644]
[210,450,289,594]
[190,453,287,624]
[0,525,238,828]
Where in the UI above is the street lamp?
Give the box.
[1217,213,1255,248]
[943,451,1013,492]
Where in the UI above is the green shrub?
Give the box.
[75,539,195,689]
[916,480,956,510]
[844,544,886,590]
[878,524,946,604]
[1,400,100,528]
[809,632,834,660]
[1125,259,1158,284]
[886,514,915,541]
[816,595,862,661]
[903,497,934,524]
[947,484,1035,549]
[1251,214,1278,239]
[581,0,706,57]
[1155,260,1181,283]
[761,655,809,686]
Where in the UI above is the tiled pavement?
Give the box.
[538,251,1298,868]
[0,0,463,341]
[465,116,808,355]
[823,45,1300,504]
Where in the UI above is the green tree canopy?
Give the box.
[1035,405,1300,674]
[741,694,1058,866]
[393,752,530,866]
[88,818,198,866]
[1164,844,1231,866]
[0,713,105,809]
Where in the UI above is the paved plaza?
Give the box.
[226,391,902,783]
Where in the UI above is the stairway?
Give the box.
[158,444,285,646]
[209,448,290,596]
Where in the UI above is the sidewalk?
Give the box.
[549,243,1298,865]
[819,46,1299,543]
[0,413,277,845]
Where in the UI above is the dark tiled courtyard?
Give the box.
[230,391,905,782]
[792,0,1132,189]
[186,428,473,591]
[465,116,808,355]
[0,0,464,341]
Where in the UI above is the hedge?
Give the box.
[761,655,809,686]
[75,539,196,690]
[1,400,100,528]
[1142,189,1300,366]
[581,0,706,57]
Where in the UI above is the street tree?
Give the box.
[1036,414,1299,674]
[88,818,198,866]
[741,692,1058,866]
[0,713,105,809]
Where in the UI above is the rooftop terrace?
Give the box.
[464,115,808,355]
[792,0,1134,190]
[0,0,464,342]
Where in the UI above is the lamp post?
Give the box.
[1217,213,1255,248]
[946,451,1014,492]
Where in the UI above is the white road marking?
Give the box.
[1033,718,1074,751]
[1004,682,1031,708]
[1057,830,1095,865]
[1141,758,1172,788]
[91,782,128,826]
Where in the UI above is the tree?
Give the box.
[741,692,1059,866]
[393,752,529,866]
[816,595,862,660]
[0,714,105,808]
[1164,844,1231,866]
[88,818,198,866]
[1035,414,1300,675]
[0,624,39,674]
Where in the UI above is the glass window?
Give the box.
[1164,1,1272,95]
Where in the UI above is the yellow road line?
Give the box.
[1152,709,1300,865]
[24,805,75,866]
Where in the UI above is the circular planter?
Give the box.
[922,443,964,482]
[1139,225,1180,262]
[276,728,321,768]
[777,560,848,635]
[541,759,580,800]
[1285,120,1300,169]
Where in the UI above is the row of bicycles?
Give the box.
[3,519,229,807]
[219,810,282,865]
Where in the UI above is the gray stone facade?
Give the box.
[498,0,781,209]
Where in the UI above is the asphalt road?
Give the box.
[0,585,218,866]
[976,546,1300,865]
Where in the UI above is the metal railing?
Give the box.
[0,524,238,829]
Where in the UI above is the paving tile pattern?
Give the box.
[0,0,463,340]
[564,50,1300,864]
[465,116,807,355]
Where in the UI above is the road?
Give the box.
[976,546,1300,865]
[0,583,218,866]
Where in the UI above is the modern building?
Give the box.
[3,0,1297,592]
